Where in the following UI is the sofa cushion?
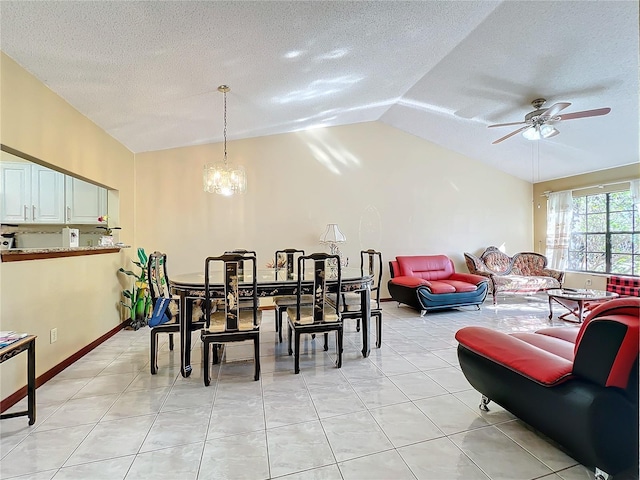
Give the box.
[389,276,429,288]
[439,279,478,293]
[427,280,456,294]
[535,326,580,344]
[396,255,453,280]
[481,248,512,274]
[511,332,575,361]
[492,275,559,293]
[512,253,548,276]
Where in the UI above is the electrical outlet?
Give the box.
[585,279,592,287]
[50,328,58,344]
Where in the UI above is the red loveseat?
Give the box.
[388,255,489,316]
[455,298,639,480]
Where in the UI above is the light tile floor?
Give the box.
[1,295,638,480]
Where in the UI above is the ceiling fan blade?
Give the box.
[556,107,611,121]
[540,102,571,119]
[492,126,530,145]
[488,121,528,128]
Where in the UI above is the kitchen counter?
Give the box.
[1,245,129,262]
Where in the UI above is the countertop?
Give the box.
[1,245,129,262]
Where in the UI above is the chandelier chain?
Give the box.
[223,88,228,165]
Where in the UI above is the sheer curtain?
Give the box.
[545,190,573,270]
[630,179,640,215]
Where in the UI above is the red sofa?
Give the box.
[388,255,489,315]
[456,298,639,479]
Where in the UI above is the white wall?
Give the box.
[135,121,534,295]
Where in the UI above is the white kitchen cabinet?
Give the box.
[0,162,65,223]
[64,176,107,224]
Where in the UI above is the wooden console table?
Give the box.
[0,335,36,425]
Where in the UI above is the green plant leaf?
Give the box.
[137,247,148,266]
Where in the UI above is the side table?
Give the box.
[0,335,36,425]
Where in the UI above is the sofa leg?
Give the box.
[420,310,427,317]
[479,395,491,412]
[594,468,611,480]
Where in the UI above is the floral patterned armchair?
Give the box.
[464,246,564,304]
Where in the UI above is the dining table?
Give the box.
[171,267,374,378]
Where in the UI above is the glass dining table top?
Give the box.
[171,267,370,287]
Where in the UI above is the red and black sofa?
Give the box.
[455,297,639,479]
[388,255,488,315]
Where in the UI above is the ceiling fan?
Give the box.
[488,98,611,145]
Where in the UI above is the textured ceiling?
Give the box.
[1,1,638,182]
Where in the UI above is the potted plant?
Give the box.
[118,247,152,330]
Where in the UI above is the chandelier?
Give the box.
[203,85,247,196]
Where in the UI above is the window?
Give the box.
[568,190,639,275]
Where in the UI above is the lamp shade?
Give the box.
[320,224,346,243]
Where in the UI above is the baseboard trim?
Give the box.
[0,319,131,414]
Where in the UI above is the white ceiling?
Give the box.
[1,1,638,182]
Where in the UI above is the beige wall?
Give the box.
[135,121,534,292]
[0,53,135,400]
[533,164,640,289]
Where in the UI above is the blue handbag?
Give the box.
[148,297,171,327]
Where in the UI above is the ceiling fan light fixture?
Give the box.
[522,124,558,141]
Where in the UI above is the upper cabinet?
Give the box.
[0,161,107,225]
[65,176,107,224]
[1,162,65,223]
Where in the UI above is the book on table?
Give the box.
[0,331,28,348]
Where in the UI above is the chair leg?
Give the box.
[356,318,361,332]
[336,328,343,368]
[150,330,159,375]
[278,307,284,343]
[212,343,219,364]
[375,312,382,348]
[168,333,174,351]
[323,333,329,351]
[203,341,211,386]
[288,324,293,355]
[294,330,301,374]
[253,335,261,381]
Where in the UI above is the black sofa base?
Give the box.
[388,281,488,314]
[457,344,639,476]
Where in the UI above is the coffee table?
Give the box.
[547,288,619,323]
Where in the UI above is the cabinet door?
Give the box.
[1,162,31,223]
[31,165,65,223]
[65,176,107,224]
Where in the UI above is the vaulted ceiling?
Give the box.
[1,1,637,182]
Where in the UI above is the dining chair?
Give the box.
[201,253,262,384]
[224,249,257,276]
[286,253,343,374]
[147,251,204,374]
[223,249,257,308]
[272,248,313,343]
[339,249,384,348]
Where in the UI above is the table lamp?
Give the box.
[320,223,347,267]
